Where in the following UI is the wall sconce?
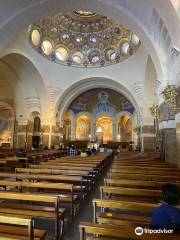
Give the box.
[149,104,160,118]
[117,134,121,141]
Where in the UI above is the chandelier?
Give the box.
[149,104,160,118]
[29,11,141,68]
[161,85,178,108]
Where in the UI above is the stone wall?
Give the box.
[176,123,180,168]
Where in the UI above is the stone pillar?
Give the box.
[41,124,50,148]
[176,113,180,168]
[159,120,176,165]
[112,122,116,141]
[71,117,76,141]
[91,122,96,142]
[142,125,155,151]
[51,124,61,147]
[16,119,28,148]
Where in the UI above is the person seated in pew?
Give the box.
[16,148,26,158]
[150,183,180,232]
[80,149,88,157]
[86,148,92,156]
[68,145,77,156]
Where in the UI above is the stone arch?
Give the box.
[0,52,48,120]
[56,77,141,127]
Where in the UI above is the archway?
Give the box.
[96,116,112,144]
[76,115,91,140]
[57,78,140,127]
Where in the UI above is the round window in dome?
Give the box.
[130,34,140,47]
[88,50,100,63]
[41,40,53,55]
[31,29,41,46]
[72,51,84,64]
[120,42,130,55]
[106,48,117,61]
[55,47,68,61]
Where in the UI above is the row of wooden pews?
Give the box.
[79,152,180,239]
[0,151,112,239]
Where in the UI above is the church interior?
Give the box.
[0,0,180,239]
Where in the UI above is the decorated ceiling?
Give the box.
[29,11,140,68]
[69,88,134,114]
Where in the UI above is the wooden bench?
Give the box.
[92,199,157,227]
[104,178,180,189]
[0,179,79,216]
[0,191,64,239]
[0,214,46,240]
[107,172,180,182]
[100,186,162,202]
[110,168,180,176]
[79,221,179,240]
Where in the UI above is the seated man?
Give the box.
[80,149,88,157]
[150,183,180,232]
[68,146,77,156]
[16,148,26,158]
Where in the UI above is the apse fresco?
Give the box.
[69,88,134,114]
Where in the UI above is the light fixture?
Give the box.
[96,127,103,133]
[171,46,180,57]
[149,104,160,118]
[161,85,178,108]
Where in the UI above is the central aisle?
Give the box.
[64,156,114,240]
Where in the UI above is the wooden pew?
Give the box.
[0,191,63,239]
[100,186,162,202]
[0,214,46,240]
[107,172,180,182]
[0,180,77,216]
[104,178,180,189]
[110,168,180,176]
[92,199,156,227]
[79,222,179,240]
[30,164,95,172]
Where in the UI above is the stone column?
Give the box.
[71,116,76,141]
[112,122,116,141]
[16,119,28,148]
[91,122,96,142]
[142,125,155,151]
[176,113,180,168]
[159,120,176,165]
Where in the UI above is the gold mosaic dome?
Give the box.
[29,11,141,67]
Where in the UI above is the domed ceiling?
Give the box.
[29,11,141,68]
[68,88,134,114]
